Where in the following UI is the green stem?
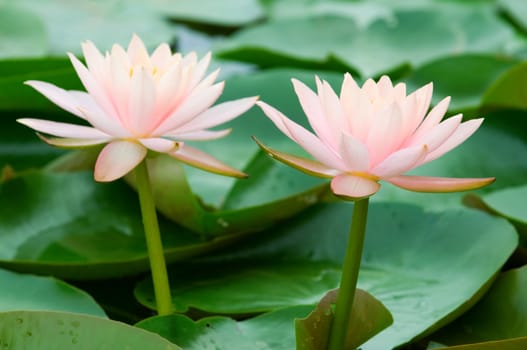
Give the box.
[328,198,369,350]
[134,160,173,316]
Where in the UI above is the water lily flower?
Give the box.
[255,74,494,200]
[18,34,257,182]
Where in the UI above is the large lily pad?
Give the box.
[0,310,181,350]
[0,170,256,279]
[0,4,46,59]
[0,268,105,317]
[216,5,517,76]
[135,202,518,349]
[137,306,313,350]
[481,60,527,111]
[433,266,527,345]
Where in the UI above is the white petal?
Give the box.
[94,140,147,182]
[407,114,462,152]
[175,96,257,133]
[150,43,172,67]
[17,118,110,139]
[169,144,247,178]
[366,102,404,165]
[409,96,451,143]
[330,174,380,200]
[139,138,179,153]
[38,134,110,148]
[189,52,212,89]
[170,129,231,141]
[127,34,150,66]
[25,81,85,118]
[372,145,428,178]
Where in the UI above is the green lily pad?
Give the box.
[0,268,105,317]
[135,202,518,350]
[0,4,46,59]
[150,0,264,26]
[499,0,527,33]
[0,310,181,350]
[0,170,256,279]
[481,60,527,111]
[295,288,393,350]
[433,337,527,350]
[14,0,174,55]
[216,5,516,76]
[137,306,313,350]
[433,266,527,346]
[405,54,518,113]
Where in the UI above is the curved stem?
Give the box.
[135,160,173,315]
[328,198,369,350]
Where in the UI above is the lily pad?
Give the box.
[216,5,516,76]
[135,201,518,349]
[0,170,256,279]
[481,60,527,111]
[433,266,527,345]
[434,337,527,350]
[0,310,181,350]
[0,4,46,59]
[137,306,313,350]
[0,268,105,317]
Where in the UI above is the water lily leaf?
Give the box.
[295,288,393,350]
[0,310,181,350]
[481,60,527,111]
[216,5,516,76]
[0,268,105,317]
[433,337,527,350]
[405,54,518,114]
[13,0,173,55]
[135,202,518,350]
[464,185,527,247]
[150,0,264,26]
[499,0,527,33]
[433,266,527,346]
[137,306,313,350]
[0,170,254,279]
[0,4,46,59]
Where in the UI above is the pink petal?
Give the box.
[78,107,130,138]
[257,101,346,170]
[377,76,393,96]
[128,68,156,134]
[406,82,433,131]
[406,114,462,152]
[292,79,333,144]
[372,145,428,178]
[319,79,347,148]
[94,140,147,182]
[150,43,173,67]
[420,118,483,165]
[139,138,179,153]
[68,53,120,122]
[341,74,371,142]
[25,81,85,118]
[409,96,451,143]
[330,173,381,200]
[171,129,232,141]
[37,134,110,148]
[387,175,495,193]
[81,41,106,80]
[154,82,224,135]
[174,96,257,134]
[189,52,212,89]
[17,118,110,139]
[169,144,247,178]
[366,102,404,165]
[127,34,150,66]
[339,133,370,171]
[254,137,339,178]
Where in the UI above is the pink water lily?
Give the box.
[255,74,494,200]
[18,35,257,182]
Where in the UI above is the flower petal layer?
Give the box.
[387,175,495,192]
[330,173,381,200]
[17,118,110,139]
[94,141,147,182]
